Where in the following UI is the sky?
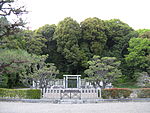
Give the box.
[19,0,150,30]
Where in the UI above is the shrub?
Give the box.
[102,88,132,99]
[137,88,150,98]
[0,88,41,99]
[26,89,41,99]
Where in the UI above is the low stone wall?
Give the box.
[81,89,99,99]
[43,88,99,99]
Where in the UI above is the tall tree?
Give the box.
[80,17,107,58]
[36,24,65,77]
[36,24,58,59]
[125,38,150,77]
[104,19,138,58]
[54,17,86,74]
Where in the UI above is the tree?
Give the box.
[18,30,46,55]
[0,49,40,88]
[125,38,150,79]
[140,31,150,39]
[36,24,58,58]
[104,19,138,58]
[136,29,150,35]
[0,30,47,55]
[54,17,86,74]
[0,0,27,38]
[0,49,36,74]
[84,55,122,88]
[80,17,107,57]
[31,63,59,93]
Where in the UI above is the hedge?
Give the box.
[137,88,150,98]
[0,88,41,99]
[102,88,132,99]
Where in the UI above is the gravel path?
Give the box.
[0,102,150,113]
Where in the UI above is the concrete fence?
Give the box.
[43,88,101,99]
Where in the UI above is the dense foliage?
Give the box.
[0,88,41,99]
[102,88,132,99]
[136,88,150,98]
[0,1,150,88]
[84,55,122,88]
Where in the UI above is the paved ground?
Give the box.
[0,102,150,113]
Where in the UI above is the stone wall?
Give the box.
[43,88,100,99]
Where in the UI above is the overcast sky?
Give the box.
[20,0,150,30]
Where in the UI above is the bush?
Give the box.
[102,88,132,99]
[26,89,41,99]
[0,88,41,99]
[137,88,150,98]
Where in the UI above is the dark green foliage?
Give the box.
[54,17,86,74]
[137,88,150,98]
[35,24,63,77]
[0,30,47,55]
[102,88,132,99]
[1,14,149,88]
[0,49,45,88]
[0,74,8,88]
[80,17,107,57]
[0,88,41,99]
[36,24,56,55]
[104,19,138,58]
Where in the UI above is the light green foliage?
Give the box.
[84,55,122,88]
[104,19,137,58]
[137,29,150,35]
[125,38,150,71]
[140,31,150,39]
[136,29,150,39]
[80,17,107,57]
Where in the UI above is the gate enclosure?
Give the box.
[40,75,101,99]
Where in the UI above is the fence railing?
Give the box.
[43,88,101,99]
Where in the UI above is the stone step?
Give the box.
[60,99,83,104]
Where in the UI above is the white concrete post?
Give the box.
[63,77,66,88]
[66,76,68,88]
[77,76,79,88]
[32,81,35,88]
[79,77,81,88]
